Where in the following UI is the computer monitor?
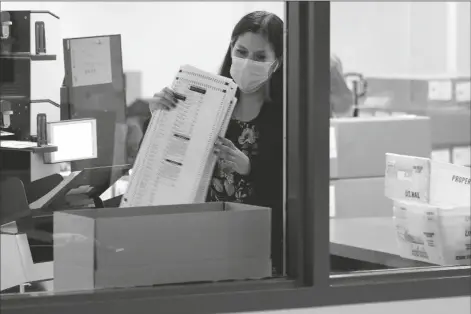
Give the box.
[44,118,97,163]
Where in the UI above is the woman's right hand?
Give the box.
[143,87,179,112]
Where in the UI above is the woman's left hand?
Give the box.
[214,136,251,175]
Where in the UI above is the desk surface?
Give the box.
[330,217,432,268]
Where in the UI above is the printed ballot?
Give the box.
[393,200,470,266]
[120,65,238,207]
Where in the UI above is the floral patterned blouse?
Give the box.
[207,116,260,204]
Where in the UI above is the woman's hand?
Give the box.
[214,136,251,175]
[141,87,179,112]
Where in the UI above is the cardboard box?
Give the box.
[54,202,271,292]
[1,233,28,291]
[385,153,471,206]
[330,177,393,218]
[393,200,470,266]
[428,109,470,148]
[330,116,431,179]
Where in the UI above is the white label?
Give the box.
[455,81,471,102]
[397,170,413,181]
[70,36,112,87]
[329,126,337,159]
[428,80,453,101]
[329,185,336,218]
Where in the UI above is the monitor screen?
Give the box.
[45,118,98,163]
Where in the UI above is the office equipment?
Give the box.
[0,10,59,56]
[62,35,127,173]
[53,202,271,292]
[121,65,238,207]
[29,164,130,211]
[0,10,62,185]
[0,10,61,139]
[43,118,98,164]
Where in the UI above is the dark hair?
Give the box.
[219,11,284,107]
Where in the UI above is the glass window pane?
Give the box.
[0,1,288,296]
[329,2,470,274]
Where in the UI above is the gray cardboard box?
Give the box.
[54,202,271,292]
[428,109,471,148]
[330,116,431,179]
[330,177,393,219]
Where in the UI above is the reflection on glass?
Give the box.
[329,2,471,274]
[0,2,287,297]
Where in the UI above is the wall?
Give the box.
[5,1,467,92]
[233,296,471,314]
[457,2,471,76]
[331,2,470,77]
[2,1,284,103]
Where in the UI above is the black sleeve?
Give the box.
[127,99,152,118]
[251,119,284,210]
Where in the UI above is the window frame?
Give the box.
[1,2,469,314]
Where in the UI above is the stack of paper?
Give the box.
[120,65,238,207]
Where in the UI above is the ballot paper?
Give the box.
[0,130,14,137]
[120,65,238,207]
[0,141,37,149]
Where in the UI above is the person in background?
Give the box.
[330,54,354,117]
[126,11,285,276]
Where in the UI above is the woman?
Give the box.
[130,11,285,275]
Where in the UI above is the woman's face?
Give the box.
[232,32,277,64]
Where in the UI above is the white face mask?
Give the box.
[230,56,276,93]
